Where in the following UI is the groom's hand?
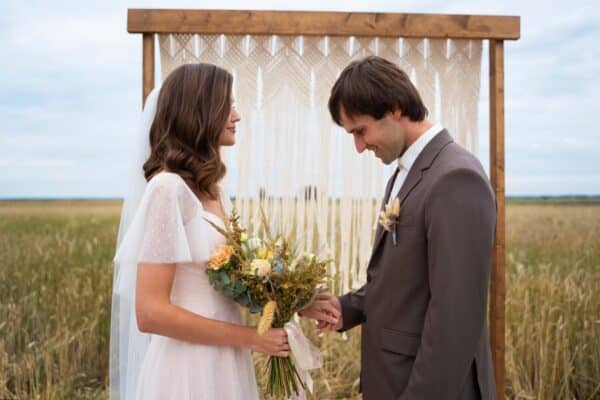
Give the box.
[299,292,342,333]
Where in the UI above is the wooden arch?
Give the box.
[127,9,520,398]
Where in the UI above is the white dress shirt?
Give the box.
[386,123,443,207]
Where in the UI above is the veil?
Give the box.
[109,86,161,400]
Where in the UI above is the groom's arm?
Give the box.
[399,168,496,399]
[338,284,368,332]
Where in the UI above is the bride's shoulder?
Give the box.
[144,172,199,218]
[147,170,183,187]
[146,171,194,201]
[146,171,191,196]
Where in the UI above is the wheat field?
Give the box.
[1,200,598,399]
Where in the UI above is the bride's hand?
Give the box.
[250,328,290,357]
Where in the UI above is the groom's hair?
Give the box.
[328,56,428,125]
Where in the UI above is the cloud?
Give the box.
[1,0,598,197]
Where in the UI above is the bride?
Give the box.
[109,63,289,399]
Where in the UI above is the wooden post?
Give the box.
[489,39,506,400]
[142,33,155,105]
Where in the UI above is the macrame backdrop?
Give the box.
[159,34,482,294]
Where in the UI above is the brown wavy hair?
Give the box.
[143,63,233,199]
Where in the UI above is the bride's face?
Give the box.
[219,97,241,146]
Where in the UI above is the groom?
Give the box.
[301,56,497,399]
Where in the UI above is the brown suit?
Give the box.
[339,130,497,400]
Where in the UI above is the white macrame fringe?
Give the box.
[159,34,482,294]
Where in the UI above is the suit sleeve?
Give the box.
[338,283,367,332]
[399,168,496,399]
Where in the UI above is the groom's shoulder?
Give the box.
[435,141,485,176]
[427,143,490,192]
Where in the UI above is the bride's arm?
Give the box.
[135,262,290,357]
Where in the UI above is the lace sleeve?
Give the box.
[114,173,205,267]
[137,182,193,264]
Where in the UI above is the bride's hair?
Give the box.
[143,63,232,199]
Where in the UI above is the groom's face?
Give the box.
[339,107,406,165]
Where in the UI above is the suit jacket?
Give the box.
[339,130,497,400]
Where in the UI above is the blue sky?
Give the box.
[1,0,598,198]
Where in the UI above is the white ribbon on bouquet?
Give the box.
[283,320,323,399]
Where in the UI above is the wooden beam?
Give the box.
[489,39,506,400]
[128,9,520,40]
[142,33,155,105]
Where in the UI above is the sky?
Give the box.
[1,0,598,198]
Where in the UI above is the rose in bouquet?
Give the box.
[205,208,329,398]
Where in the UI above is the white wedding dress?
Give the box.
[114,171,259,400]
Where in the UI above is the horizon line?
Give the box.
[1,195,600,202]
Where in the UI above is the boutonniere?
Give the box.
[378,197,401,245]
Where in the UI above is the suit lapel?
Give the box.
[370,130,454,257]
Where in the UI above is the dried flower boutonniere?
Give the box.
[378,197,401,245]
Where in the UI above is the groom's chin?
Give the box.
[380,156,394,165]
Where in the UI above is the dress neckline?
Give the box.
[154,171,228,227]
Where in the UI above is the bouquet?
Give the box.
[205,208,329,398]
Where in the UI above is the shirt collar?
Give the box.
[398,123,443,171]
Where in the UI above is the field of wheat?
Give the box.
[1,200,598,399]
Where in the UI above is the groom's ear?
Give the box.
[391,108,403,121]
